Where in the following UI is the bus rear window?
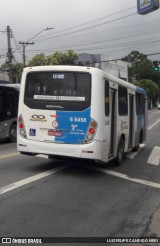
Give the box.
[24,71,91,111]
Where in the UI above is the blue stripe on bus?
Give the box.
[55,107,91,144]
[136,86,147,96]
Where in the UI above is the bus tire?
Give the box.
[9,123,17,142]
[115,137,124,166]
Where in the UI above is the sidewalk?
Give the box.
[148,108,157,114]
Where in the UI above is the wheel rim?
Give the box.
[10,126,17,141]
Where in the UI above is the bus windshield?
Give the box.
[24,71,91,111]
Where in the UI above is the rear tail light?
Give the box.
[84,119,97,144]
[18,114,26,138]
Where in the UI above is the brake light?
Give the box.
[19,123,24,129]
[18,114,26,138]
[89,128,95,134]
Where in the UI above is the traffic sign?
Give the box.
[137,0,159,15]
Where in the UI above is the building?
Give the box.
[0,67,9,83]
[77,53,130,81]
[77,53,101,67]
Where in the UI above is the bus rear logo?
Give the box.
[30,115,47,122]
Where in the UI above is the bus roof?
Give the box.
[0,83,20,91]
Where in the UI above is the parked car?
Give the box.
[158,103,160,110]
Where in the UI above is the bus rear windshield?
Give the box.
[24,71,91,111]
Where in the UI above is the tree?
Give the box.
[1,62,23,83]
[45,50,78,65]
[122,51,160,84]
[27,53,46,67]
[12,63,24,83]
[27,51,78,66]
[122,51,147,64]
[134,79,160,107]
[129,59,160,83]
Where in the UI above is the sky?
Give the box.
[0,0,160,65]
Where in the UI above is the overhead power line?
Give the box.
[34,6,136,41]
[34,13,137,43]
[12,6,137,60]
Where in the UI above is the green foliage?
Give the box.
[12,63,24,74]
[134,79,160,102]
[122,50,147,63]
[122,51,160,84]
[1,51,78,83]
[27,51,78,66]
[46,50,78,65]
[1,63,23,83]
[27,53,46,67]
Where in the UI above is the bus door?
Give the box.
[0,86,19,140]
[0,89,7,139]
[128,94,134,148]
[109,88,116,157]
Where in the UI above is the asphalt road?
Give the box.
[0,110,160,246]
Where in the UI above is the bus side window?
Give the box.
[118,86,128,116]
[105,80,109,116]
[6,91,17,118]
[136,93,145,115]
[0,92,6,122]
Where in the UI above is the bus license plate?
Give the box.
[48,130,62,137]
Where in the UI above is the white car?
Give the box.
[158,103,160,110]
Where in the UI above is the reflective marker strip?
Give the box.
[0,166,67,195]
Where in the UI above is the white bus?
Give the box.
[17,66,147,165]
[0,84,20,142]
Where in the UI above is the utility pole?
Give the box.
[19,41,34,67]
[7,25,13,83]
[19,27,54,67]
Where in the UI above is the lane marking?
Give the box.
[125,144,145,159]
[147,146,160,166]
[84,166,160,190]
[0,165,67,195]
[148,119,160,130]
[0,152,20,159]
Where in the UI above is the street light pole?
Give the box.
[26,27,54,43]
[19,27,54,67]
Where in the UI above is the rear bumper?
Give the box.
[17,134,103,160]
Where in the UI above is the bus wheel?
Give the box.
[115,137,124,166]
[9,123,17,142]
